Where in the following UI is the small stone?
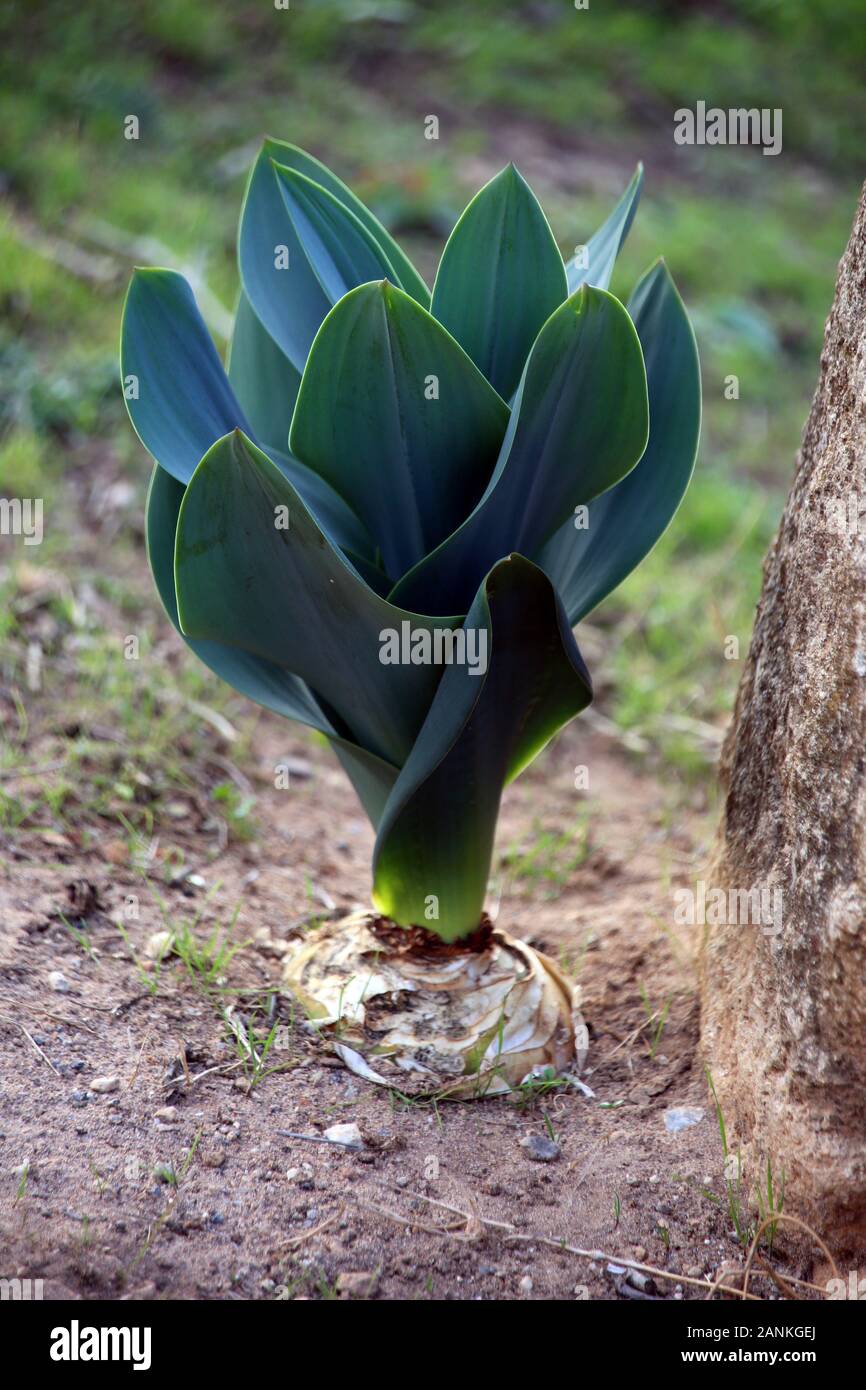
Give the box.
[145,930,174,961]
[155,1106,178,1124]
[632,1246,648,1262]
[519,1134,560,1162]
[323,1122,364,1149]
[48,971,70,993]
[664,1105,705,1133]
[519,1275,533,1295]
[89,1076,119,1094]
[685,1264,705,1280]
[336,1270,378,1299]
[278,757,314,781]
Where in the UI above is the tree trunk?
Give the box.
[701,181,866,1257]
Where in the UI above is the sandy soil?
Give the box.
[0,701,820,1301]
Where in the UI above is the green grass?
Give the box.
[500,816,591,895]
[705,1067,785,1250]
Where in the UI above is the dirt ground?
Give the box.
[0,692,823,1301]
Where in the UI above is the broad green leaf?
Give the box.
[122,268,372,560]
[238,140,429,373]
[272,161,399,304]
[146,462,398,825]
[238,144,332,373]
[373,556,592,940]
[430,164,568,400]
[122,268,249,486]
[536,261,701,623]
[264,139,430,308]
[228,288,302,456]
[290,281,510,581]
[328,739,399,827]
[389,285,649,615]
[174,430,462,768]
[228,290,377,561]
[565,164,643,294]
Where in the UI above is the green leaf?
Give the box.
[174,430,462,768]
[536,261,701,623]
[122,268,248,486]
[238,145,331,373]
[290,281,510,581]
[227,291,378,560]
[122,268,372,560]
[430,164,568,400]
[565,164,643,294]
[373,556,592,941]
[148,464,319,725]
[389,285,649,615]
[328,740,399,827]
[228,289,301,457]
[265,140,430,308]
[238,140,429,373]
[147,463,398,827]
[272,161,399,304]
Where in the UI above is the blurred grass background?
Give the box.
[0,0,863,846]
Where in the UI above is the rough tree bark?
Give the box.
[701,182,866,1256]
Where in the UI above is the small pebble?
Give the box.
[89,1076,119,1094]
[278,756,314,781]
[336,1270,378,1299]
[48,971,70,993]
[664,1106,705,1133]
[155,1106,178,1124]
[322,1122,365,1149]
[520,1134,560,1163]
[145,930,174,961]
[519,1275,533,1295]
